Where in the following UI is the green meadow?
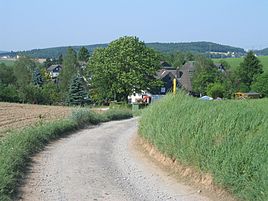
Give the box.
[0,60,15,66]
[213,56,268,72]
[139,93,268,201]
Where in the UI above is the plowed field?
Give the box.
[0,102,72,137]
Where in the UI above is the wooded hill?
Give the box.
[0,41,246,58]
[255,48,268,56]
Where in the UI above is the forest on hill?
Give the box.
[255,48,268,56]
[0,41,246,59]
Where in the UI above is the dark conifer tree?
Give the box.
[68,75,87,105]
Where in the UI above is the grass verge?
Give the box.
[139,92,268,201]
[0,108,132,201]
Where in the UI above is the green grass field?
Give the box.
[213,56,268,72]
[139,93,268,201]
[0,59,15,66]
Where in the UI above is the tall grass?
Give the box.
[139,92,268,201]
[0,108,132,201]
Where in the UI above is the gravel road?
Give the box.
[18,118,215,201]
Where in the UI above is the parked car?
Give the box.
[199,96,213,101]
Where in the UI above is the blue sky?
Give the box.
[1,0,268,51]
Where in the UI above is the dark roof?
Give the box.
[156,68,178,79]
[177,61,196,92]
[160,61,172,68]
[244,92,260,95]
[47,64,62,72]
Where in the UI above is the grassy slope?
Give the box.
[213,56,268,72]
[0,108,132,201]
[139,93,268,201]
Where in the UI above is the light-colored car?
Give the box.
[199,96,213,100]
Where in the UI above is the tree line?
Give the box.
[191,51,267,98]
[0,36,267,106]
[0,46,90,105]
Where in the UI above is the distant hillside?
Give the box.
[147,42,245,54]
[0,41,246,59]
[255,48,268,56]
[0,50,7,54]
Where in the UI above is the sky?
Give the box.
[1,0,268,51]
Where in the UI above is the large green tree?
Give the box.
[0,63,16,85]
[236,51,263,92]
[59,47,78,94]
[251,71,268,97]
[87,36,161,103]
[192,55,223,95]
[13,56,37,87]
[78,46,90,62]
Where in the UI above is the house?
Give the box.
[154,62,180,95]
[47,64,62,78]
[214,63,226,73]
[154,61,196,95]
[177,61,196,93]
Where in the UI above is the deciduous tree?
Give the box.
[87,36,161,103]
[59,47,78,94]
[251,71,268,97]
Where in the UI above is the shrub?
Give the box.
[104,109,133,121]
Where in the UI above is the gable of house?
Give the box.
[47,64,62,78]
[177,61,196,92]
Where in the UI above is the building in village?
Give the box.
[47,64,62,79]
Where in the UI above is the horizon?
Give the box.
[1,0,268,51]
[0,40,254,53]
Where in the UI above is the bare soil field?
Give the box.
[0,102,72,137]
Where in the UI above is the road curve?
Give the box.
[18,118,214,201]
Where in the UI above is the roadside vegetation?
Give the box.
[139,92,268,201]
[0,108,132,201]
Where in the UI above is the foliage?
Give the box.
[68,75,87,105]
[32,68,44,87]
[206,83,225,98]
[0,63,16,85]
[139,92,268,201]
[41,82,61,104]
[87,36,161,103]
[13,57,37,87]
[161,52,194,67]
[192,55,223,95]
[0,108,132,200]
[59,47,79,94]
[236,51,263,92]
[104,109,133,121]
[251,71,268,97]
[18,84,45,104]
[78,46,90,62]
[0,84,19,102]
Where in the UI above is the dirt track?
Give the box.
[18,118,218,201]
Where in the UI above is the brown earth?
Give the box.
[0,102,72,137]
